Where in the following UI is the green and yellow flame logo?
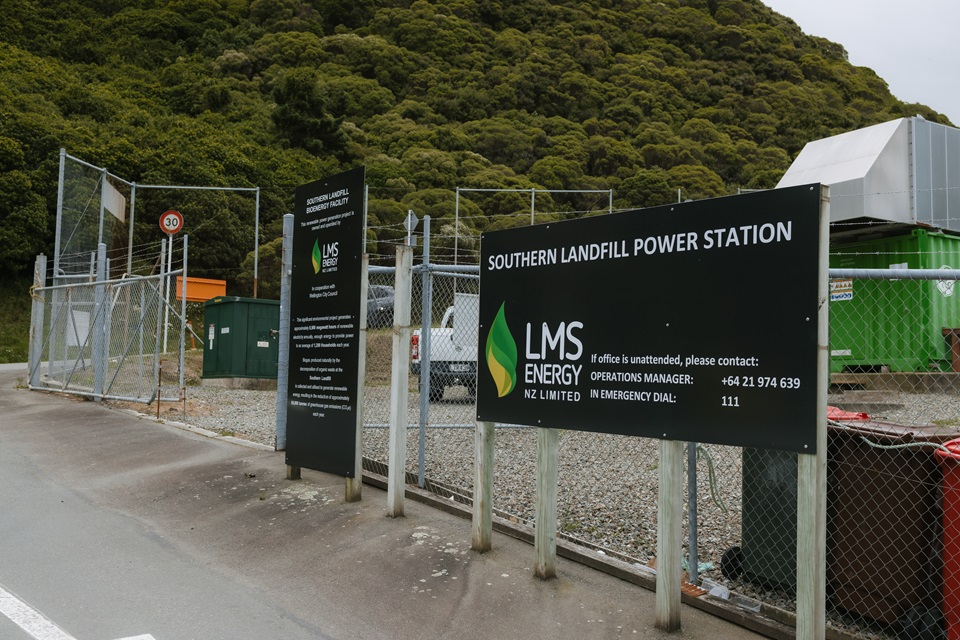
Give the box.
[485,302,518,397]
[311,239,322,274]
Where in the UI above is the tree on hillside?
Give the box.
[0,136,47,274]
[271,68,348,157]
[0,0,953,285]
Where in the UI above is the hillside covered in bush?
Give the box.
[0,0,952,289]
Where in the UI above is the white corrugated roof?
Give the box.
[777,118,906,188]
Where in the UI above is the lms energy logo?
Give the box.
[311,239,339,274]
[311,240,322,273]
[485,302,518,397]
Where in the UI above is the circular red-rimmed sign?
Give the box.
[159,210,183,235]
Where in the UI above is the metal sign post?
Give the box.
[285,167,365,478]
[159,210,183,354]
[405,209,419,247]
[796,186,831,640]
[475,185,825,634]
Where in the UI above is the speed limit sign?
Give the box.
[159,210,183,235]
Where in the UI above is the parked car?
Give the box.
[411,293,479,401]
[367,285,394,329]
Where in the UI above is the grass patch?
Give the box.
[0,277,32,364]
[180,350,204,385]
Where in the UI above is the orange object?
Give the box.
[175,277,227,302]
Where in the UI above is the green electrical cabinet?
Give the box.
[202,297,280,380]
[830,229,960,373]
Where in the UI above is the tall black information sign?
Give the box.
[478,184,822,453]
[287,167,365,476]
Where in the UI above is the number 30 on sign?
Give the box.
[159,210,183,235]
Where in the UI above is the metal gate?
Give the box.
[28,242,188,404]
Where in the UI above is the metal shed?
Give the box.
[778,116,960,232]
[778,117,960,373]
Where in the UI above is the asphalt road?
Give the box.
[0,371,331,640]
[0,366,768,640]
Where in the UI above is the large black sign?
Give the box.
[286,167,365,475]
[478,185,822,453]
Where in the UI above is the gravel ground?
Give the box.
[150,384,960,640]
[845,390,960,428]
[175,382,742,569]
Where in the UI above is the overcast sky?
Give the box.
[761,0,960,126]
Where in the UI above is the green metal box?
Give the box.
[202,297,280,379]
[830,229,960,373]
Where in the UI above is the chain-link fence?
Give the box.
[56,151,134,280]
[356,224,960,640]
[42,210,960,640]
[362,263,482,487]
[27,153,960,637]
[54,149,260,285]
[29,243,189,404]
[698,266,960,640]
[31,149,259,406]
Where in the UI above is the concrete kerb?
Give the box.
[91,404,277,452]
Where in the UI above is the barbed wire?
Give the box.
[366,223,407,231]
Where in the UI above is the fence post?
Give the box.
[98,167,107,246]
[138,283,146,395]
[179,236,188,407]
[92,243,107,401]
[418,215,431,488]
[127,183,136,275]
[796,186,830,640]
[253,187,260,298]
[387,245,414,518]
[276,214,294,451]
[472,420,494,552]
[29,254,47,387]
[52,148,65,291]
[687,441,699,586]
[656,439,684,631]
[345,254,368,503]
[154,238,166,404]
[534,427,559,579]
[102,257,113,395]
[163,234,173,353]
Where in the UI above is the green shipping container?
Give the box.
[830,229,960,373]
[202,297,280,379]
